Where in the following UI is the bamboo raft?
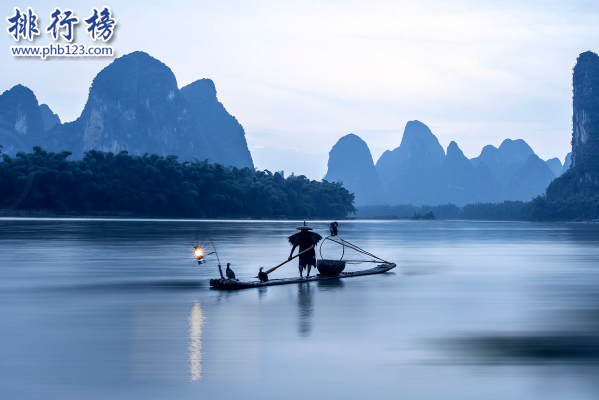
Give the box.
[209,263,396,290]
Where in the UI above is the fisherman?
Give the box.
[288,221,322,278]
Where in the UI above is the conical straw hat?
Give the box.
[296,221,313,230]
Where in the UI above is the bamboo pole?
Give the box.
[255,245,315,277]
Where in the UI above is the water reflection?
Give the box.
[188,301,205,381]
[2,219,599,399]
[445,333,599,363]
[296,279,346,337]
[297,283,314,337]
[317,278,345,291]
[215,288,242,303]
[257,286,268,299]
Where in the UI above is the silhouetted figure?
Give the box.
[258,267,268,282]
[225,263,236,280]
[288,221,323,278]
[329,221,338,236]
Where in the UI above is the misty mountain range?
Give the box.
[325,120,570,206]
[0,51,253,169]
[0,50,571,209]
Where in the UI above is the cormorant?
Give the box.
[225,263,236,280]
[258,267,268,282]
[329,221,339,236]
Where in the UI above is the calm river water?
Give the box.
[1,219,599,399]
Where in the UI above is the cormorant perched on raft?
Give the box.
[225,263,236,280]
[288,222,322,278]
[258,267,268,282]
[329,221,339,236]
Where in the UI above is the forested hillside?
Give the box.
[0,146,355,219]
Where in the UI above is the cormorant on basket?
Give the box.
[329,221,338,236]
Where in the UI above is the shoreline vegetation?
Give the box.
[1,203,595,223]
[356,198,599,221]
[0,197,596,222]
[0,147,355,219]
[356,203,523,221]
[1,147,597,222]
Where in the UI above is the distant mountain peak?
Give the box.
[329,133,372,157]
[545,157,562,178]
[181,78,253,168]
[6,84,35,97]
[480,144,500,156]
[39,103,60,131]
[446,141,465,158]
[183,78,217,99]
[375,120,445,184]
[471,145,503,166]
[498,138,534,165]
[546,51,599,199]
[88,51,179,104]
[443,140,474,169]
[46,51,214,160]
[401,120,437,142]
[1,84,38,107]
[0,84,46,154]
[571,50,599,175]
[1,51,255,168]
[325,133,385,205]
[577,50,599,65]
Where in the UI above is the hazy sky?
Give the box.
[3,0,598,179]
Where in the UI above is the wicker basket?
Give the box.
[316,259,346,277]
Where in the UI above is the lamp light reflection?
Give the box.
[188,300,205,381]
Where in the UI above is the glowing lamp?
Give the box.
[194,246,204,259]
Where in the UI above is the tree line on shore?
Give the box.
[2,146,596,221]
[355,197,599,221]
[355,202,521,220]
[0,146,356,219]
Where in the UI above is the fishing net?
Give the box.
[319,236,389,265]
